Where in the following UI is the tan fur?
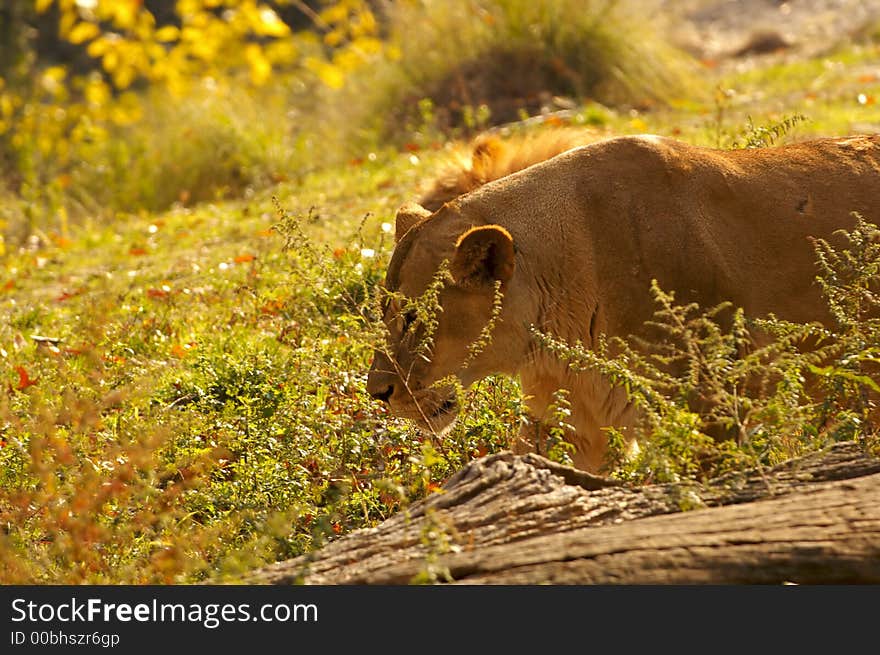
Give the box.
[418,128,600,212]
[368,134,880,473]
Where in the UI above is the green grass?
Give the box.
[0,146,520,582]
[715,43,880,137]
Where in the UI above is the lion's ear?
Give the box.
[452,225,515,289]
[471,136,504,180]
[394,202,432,242]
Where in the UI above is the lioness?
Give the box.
[367,134,880,472]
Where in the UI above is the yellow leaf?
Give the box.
[43,65,67,82]
[254,7,290,37]
[59,10,76,39]
[305,57,345,90]
[38,134,54,156]
[324,29,343,47]
[245,44,271,85]
[333,48,363,71]
[84,78,111,107]
[40,66,67,96]
[112,1,139,30]
[36,0,54,14]
[136,8,156,35]
[320,3,349,24]
[112,65,135,90]
[155,25,180,43]
[386,44,402,61]
[87,37,110,57]
[68,22,100,45]
[102,49,119,73]
[358,10,377,34]
[265,40,297,64]
[351,35,383,56]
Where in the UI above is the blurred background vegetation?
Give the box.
[2,0,878,245]
[0,1,878,583]
[0,0,727,247]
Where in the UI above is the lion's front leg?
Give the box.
[511,412,607,472]
[511,413,549,458]
[516,369,626,472]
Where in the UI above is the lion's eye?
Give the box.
[402,309,417,331]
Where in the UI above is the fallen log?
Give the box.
[248,441,880,584]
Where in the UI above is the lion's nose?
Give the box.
[369,383,395,404]
[366,358,397,404]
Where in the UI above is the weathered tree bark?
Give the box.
[249,442,880,584]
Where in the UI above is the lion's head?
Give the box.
[418,127,597,212]
[369,129,596,434]
[366,201,527,434]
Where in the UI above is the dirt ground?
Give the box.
[660,0,880,59]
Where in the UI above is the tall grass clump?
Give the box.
[70,80,308,214]
[336,0,700,147]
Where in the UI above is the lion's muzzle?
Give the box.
[367,352,459,433]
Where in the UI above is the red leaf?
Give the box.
[52,234,72,249]
[259,300,283,315]
[544,115,567,127]
[56,288,83,302]
[15,365,38,390]
[129,246,147,256]
[234,253,255,264]
[171,343,196,357]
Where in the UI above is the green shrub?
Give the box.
[0,194,524,583]
[536,215,880,483]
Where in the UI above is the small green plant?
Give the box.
[733,113,809,149]
[463,280,505,367]
[411,509,459,584]
[544,388,577,466]
[461,104,493,133]
[708,89,807,150]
